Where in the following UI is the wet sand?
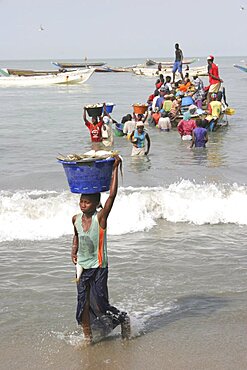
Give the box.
[2,301,247,370]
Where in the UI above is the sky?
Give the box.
[0,0,246,60]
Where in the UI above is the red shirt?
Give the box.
[156,81,163,89]
[152,112,161,125]
[177,119,197,136]
[85,120,103,142]
[208,63,220,85]
[147,94,155,102]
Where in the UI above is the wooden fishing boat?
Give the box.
[0,68,95,86]
[52,61,106,69]
[95,66,133,73]
[233,64,247,73]
[146,58,196,66]
[172,110,227,129]
[3,68,66,76]
[132,65,208,78]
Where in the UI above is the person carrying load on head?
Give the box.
[71,156,131,344]
[83,106,104,143]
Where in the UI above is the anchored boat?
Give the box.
[0,67,95,86]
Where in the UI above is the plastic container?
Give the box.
[133,104,148,115]
[59,157,115,194]
[181,96,194,107]
[225,108,235,116]
[114,123,124,137]
[86,105,103,117]
[104,103,115,113]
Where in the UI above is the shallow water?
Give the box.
[0,57,247,369]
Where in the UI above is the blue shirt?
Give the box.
[193,127,207,147]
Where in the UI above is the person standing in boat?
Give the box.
[207,55,223,103]
[192,75,204,109]
[71,156,131,344]
[172,43,184,83]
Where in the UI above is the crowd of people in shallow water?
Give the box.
[83,49,227,156]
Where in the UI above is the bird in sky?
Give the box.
[240,5,245,11]
[39,24,44,31]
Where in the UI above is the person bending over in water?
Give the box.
[71,156,130,344]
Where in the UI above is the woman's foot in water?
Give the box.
[120,314,131,339]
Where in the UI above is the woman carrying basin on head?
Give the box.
[71,156,130,343]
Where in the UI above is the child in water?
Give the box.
[71,156,130,344]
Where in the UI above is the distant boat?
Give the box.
[145,58,196,66]
[132,65,208,78]
[52,61,106,69]
[94,66,133,73]
[233,64,247,73]
[0,68,95,86]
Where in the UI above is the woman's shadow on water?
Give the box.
[141,294,228,335]
[95,294,228,343]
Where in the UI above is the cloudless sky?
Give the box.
[0,0,246,60]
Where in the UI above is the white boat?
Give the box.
[132,65,208,78]
[0,68,95,86]
[145,58,196,66]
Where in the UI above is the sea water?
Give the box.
[0,57,247,370]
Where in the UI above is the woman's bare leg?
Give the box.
[121,315,131,339]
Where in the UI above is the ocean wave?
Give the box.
[0,180,247,242]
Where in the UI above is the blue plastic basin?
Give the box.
[59,157,115,194]
[103,103,115,114]
[181,96,194,107]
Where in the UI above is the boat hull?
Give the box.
[132,65,208,78]
[172,112,227,129]
[146,58,196,66]
[0,68,95,86]
[233,64,247,73]
[52,61,106,68]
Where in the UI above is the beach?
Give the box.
[0,56,247,370]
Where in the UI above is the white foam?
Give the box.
[1,180,247,242]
